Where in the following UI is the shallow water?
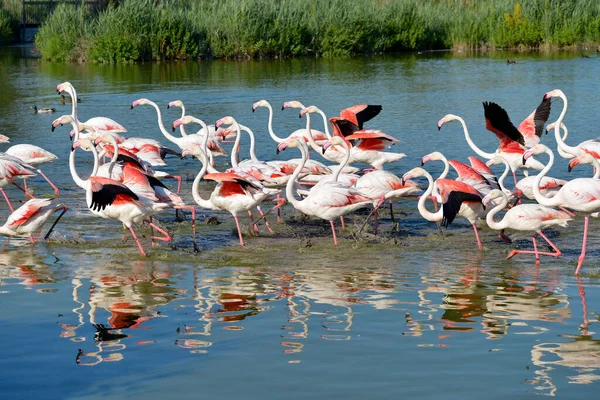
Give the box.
[1,48,600,398]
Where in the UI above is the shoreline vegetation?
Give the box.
[2,0,600,62]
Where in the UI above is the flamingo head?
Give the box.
[277,138,303,154]
[0,134,9,144]
[522,143,549,164]
[131,98,149,109]
[167,100,183,109]
[322,136,346,153]
[568,153,596,172]
[482,189,504,207]
[437,114,458,130]
[72,138,95,152]
[56,81,72,94]
[421,151,444,166]
[215,116,236,129]
[252,100,269,112]
[172,116,195,131]
[282,101,304,111]
[543,89,565,100]
[401,167,427,186]
[217,127,236,141]
[181,143,203,159]
[52,115,75,131]
[93,133,115,146]
[299,105,318,118]
[485,155,508,168]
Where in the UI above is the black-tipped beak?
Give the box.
[252,108,255,113]
[299,113,302,119]
[172,125,176,132]
[70,143,75,152]
[281,105,285,111]
[167,104,171,109]
[276,147,281,155]
[437,125,441,131]
[568,165,573,173]
[420,160,424,166]
[322,147,326,155]
[130,105,134,110]
[522,156,526,165]
[401,178,406,186]
[51,124,55,132]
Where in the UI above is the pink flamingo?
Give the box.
[252,100,327,144]
[483,189,571,263]
[437,101,546,185]
[0,198,67,244]
[523,144,600,274]
[279,138,373,245]
[402,167,486,250]
[5,144,59,195]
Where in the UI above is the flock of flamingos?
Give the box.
[0,83,598,274]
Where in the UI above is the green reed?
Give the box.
[33,0,600,62]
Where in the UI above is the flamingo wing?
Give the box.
[89,177,139,211]
[6,198,52,229]
[85,117,127,133]
[468,156,499,189]
[483,101,525,146]
[309,183,371,207]
[329,117,360,138]
[204,172,261,191]
[448,160,493,194]
[517,96,552,145]
[436,179,482,227]
[340,105,382,129]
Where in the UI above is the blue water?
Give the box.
[0,48,599,398]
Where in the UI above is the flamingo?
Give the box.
[167,100,190,137]
[0,198,67,244]
[251,100,327,144]
[0,134,8,143]
[482,189,571,263]
[56,82,127,134]
[5,144,59,195]
[545,122,574,159]
[176,116,284,246]
[278,138,373,245]
[437,104,545,185]
[544,89,600,160]
[401,167,486,250]
[329,117,405,170]
[131,98,227,160]
[523,144,600,274]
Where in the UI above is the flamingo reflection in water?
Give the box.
[528,277,600,395]
[59,261,176,365]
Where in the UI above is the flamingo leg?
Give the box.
[1,189,15,213]
[276,194,282,223]
[389,200,395,223]
[128,226,147,256]
[164,175,182,196]
[147,222,172,242]
[512,170,518,186]
[575,216,589,275]
[234,215,245,246]
[506,232,562,261]
[256,206,273,233]
[472,223,482,250]
[248,211,259,234]
[330,220,338,245]
[374,208,379,235]
[12,182,35,199]
[558,206,576,217]
[37,169,60,196]
[532,235,540,264]
[340,217,345,230]
[176,205,198,252]
[29,234,36,244]
[537,231,562,257]
[23,179,29,199]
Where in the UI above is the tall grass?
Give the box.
[34,0,600,63]
[0,0,18,44]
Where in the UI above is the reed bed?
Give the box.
[31,0,600,62]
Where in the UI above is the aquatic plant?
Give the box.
[34,3,91,61]
[0,6,18,44]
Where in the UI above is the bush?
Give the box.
[0,7,18,44]
[35,4,90,61]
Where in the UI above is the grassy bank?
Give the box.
[34,0,600,62]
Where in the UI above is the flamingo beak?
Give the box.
[568,159,579,172]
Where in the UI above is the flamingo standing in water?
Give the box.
[5,144,59,195]
[0,198,67,244]
[279,138,373,245]
[402,167,486,250]
[482,189,571,263]
[437,96,550,184]
[523,144,600,274]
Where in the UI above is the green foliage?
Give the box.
[33,0,600,62]
[35,4,91,61]
[0,7,17,44]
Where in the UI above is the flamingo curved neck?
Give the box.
[532,148,561,207]
[106,135,119,179]
[230,121,243,168]
[485,194,509,230]
[191,117,218,174]
[331,141,351,182]
[177,104,188,137]
[454,115,495,159]
[285,144,309,210]
[553,94,578,157]
[263,102,284,143]
[417,172,443,222]
[303,113,324,154]
[496,158,511,194]
[191,149,215,209]
[316,108,332,140]
[148,100,180,145]
[240,124,260,163]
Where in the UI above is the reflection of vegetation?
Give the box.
[33,0,600,62]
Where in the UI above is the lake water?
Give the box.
[0,47,599,399]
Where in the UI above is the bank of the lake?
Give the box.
[14,0,600,63]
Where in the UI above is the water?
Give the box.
[1,47,599,398]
